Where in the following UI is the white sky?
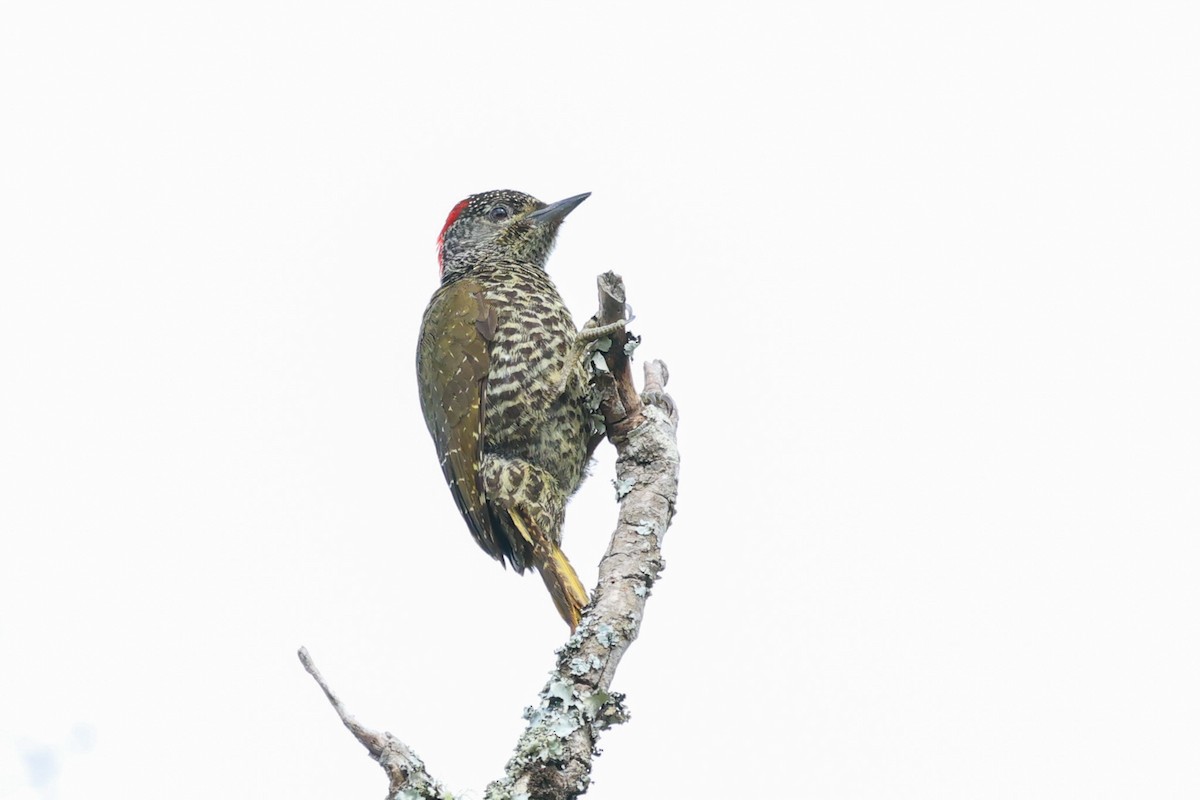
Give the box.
[2,2,1197,798]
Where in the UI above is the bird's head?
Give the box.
[436,189,590,282]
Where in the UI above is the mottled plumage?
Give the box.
[417,190,598,629]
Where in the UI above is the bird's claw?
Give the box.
[578,318,628,344]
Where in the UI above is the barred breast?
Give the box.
[477,264,590,496]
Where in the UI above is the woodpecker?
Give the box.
[416,190,618,630]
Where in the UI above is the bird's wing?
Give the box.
[416,279,504,561]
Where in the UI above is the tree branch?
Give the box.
[301,271,680,800]
[298,647,450,800]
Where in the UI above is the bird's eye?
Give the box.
[489,205,511,221]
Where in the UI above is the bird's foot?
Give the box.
[578,317,627,343]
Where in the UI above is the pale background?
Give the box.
[2,2,1197,798]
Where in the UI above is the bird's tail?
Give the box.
[507,508,589,630]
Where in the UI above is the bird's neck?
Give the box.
[442,258,550,288]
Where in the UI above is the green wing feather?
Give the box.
[416,280,504,561]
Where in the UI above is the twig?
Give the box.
[592,272,646,441]
[298,647,449,800]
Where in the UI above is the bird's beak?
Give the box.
[527,192,591,226]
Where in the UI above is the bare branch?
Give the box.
[590,272,645,442]
[641,360,677,427]
[298,647,450,800]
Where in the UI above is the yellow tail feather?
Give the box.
[507,509,590,630]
